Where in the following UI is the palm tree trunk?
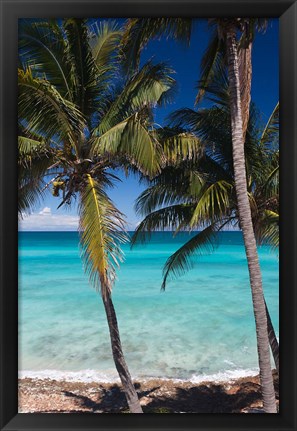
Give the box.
[238,40,252,140]
[265,301,279,374]
[225,27,277,413]
[238,38,280,375]
[102,293,143,413]
[238,39,279,376]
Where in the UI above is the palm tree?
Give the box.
[18,18,177,413]
[122,17,277,412]
[133,99,279,372]
[222,19,276,412]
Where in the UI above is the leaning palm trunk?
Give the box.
[103,292,143,413]
[265,301,279,374]
[226,27,277,413]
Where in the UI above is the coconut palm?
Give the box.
[222,19,276,412]
[18,18,177,413]
[122,17,277,412]
[133,99,279,371]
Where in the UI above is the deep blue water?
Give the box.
[18,231,279,382]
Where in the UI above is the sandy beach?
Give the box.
[18,371,279,413]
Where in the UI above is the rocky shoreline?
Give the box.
[18,371,279,413]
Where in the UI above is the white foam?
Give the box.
[19,368,259,384]
[186,368,259,384]
[19,369,120,383]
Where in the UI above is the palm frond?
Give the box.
[134,163,205,217]
[135,178,194,212]
[255,210,279,249]
[19,19,74,99]
[131,204,195,246]
[157,129,204,165]
[91,114,162,177]
[79,174,128,298]
[170,103,262,183]
[19,177,46,217]
[244,105,268,185]
[196,30,225,104]
[121,18,191,73]
[190,180,233,227]
[18,150,54,216]
[18,67,85,154]
[197,64,230,108]
[260,165,279,200]
[90,20,122,77]
[197,28,252,138]
[260,102,279,150]
[88,20,124,122]
[96,62,176,135]
[18,135,48,160]
[161,223,221,290]
[169,107,233,169]
[63,18,105,118]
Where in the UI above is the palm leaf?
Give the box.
[79,174,127,298]
[190,180,233,227]
[63,18,105,118]
[135,183,190,217]
[169,107,233,172]
[196,64,230,108]
[260,102,279,150]
[256,210,279,249]
[18,151,54,216]
[96,62,176,135]
[134,163,205,217]
[88,20,124,122]
[260,165,279,200]
[18,67,85,155]
[91,114,162,177]
[121,18,191,73]
[131,204,195,246]
[18,135,48,161]
[90,20,122,77]
[196,30,225,104]
[161,223,223,290]
[157,129,203,164]
[19,19,74,99]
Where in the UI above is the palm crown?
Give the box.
[132,70,279,289]
[18,18,179,296]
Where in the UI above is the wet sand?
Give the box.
[18,371,279,413]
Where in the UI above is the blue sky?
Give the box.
[20,18,279,231]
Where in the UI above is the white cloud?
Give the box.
[19,207,79,231]
[39,206,52,216]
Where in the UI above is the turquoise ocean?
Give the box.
[18,231,279,383]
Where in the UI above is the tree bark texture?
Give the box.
[103,293,143,413]
[226,28,277,413]
[238,41,252,140]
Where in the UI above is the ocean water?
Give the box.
[18,231,279,383]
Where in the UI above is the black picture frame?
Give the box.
[1,0,296,430]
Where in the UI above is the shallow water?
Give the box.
[18,231,279,382]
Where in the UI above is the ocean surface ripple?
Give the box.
[19,231,279,382]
